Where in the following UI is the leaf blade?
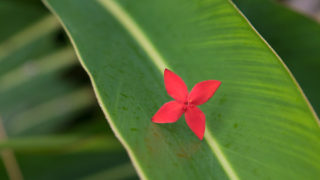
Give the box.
[44,0,320,179]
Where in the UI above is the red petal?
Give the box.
[152,101,185,123]
[164,69,188,103]
[188,80,221,105]
[185,106,205,140]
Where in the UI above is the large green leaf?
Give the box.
[233,0,320,115]
[44,0,320,179]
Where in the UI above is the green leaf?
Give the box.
[233,0,320,115]
[44,0,320,179]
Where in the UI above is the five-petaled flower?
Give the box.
[152,69,221,140]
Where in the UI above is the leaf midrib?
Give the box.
[97,0,240,179]
[43,0,320,179]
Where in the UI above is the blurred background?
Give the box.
[0,0,138,179]
[0,0,319,179]
[281,0,320,22]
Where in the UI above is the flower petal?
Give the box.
[188,80,221,105]
[152,101,185,123]
[164,69,188,103]
[185,106,205,140]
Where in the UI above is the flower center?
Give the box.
[183,100,194,111]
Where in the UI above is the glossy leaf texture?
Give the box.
[233,0,320,115]
[44,0,320,179]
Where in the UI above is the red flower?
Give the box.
[152,69,221,140]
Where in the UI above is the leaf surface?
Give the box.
[44,0,320,179]
[233,0,320,114]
